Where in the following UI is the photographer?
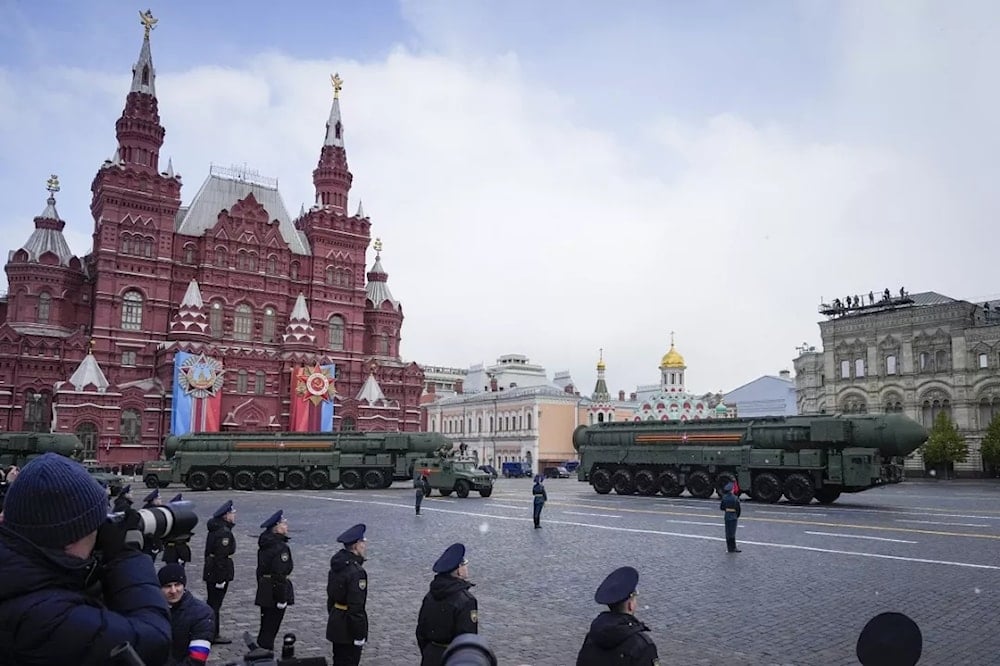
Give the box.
[0,453,170,665]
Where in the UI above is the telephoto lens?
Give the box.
[441,634,497,666]
[108,501,199,541]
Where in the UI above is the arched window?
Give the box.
[183,245,195,264]
[326,266,336,285]
[210,301,223,338]
[262,307,276,343]
[121,290,143,330]
[979,397,1000,428]
[290,262,299,280]
[236,369,248,393]
[328,315,345,350]
[214,247,228,267]
[37,292,51,324]
[120,235,131,254]
[266,255,277,275]
[247,253,258,271]
[597,413,605,423]
[340,270,352,287]
[233,304,253,341]
[254,371,266,395]
[935,350,948,372]
[75,422,98,459]
[378,334,389,355]
[341,416,356,431]
[24,391,50,433]
[144,238,153,257]
[527,413,532,430]
[921,398,952,427]
[120,409,141,444]
[842,396,868,414]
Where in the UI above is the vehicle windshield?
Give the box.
[454,462,476,471]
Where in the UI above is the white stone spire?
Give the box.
[356,372,386,403]
[282,293,316,345]
[168,279,208,338]
[355,200,365,218]
[324,73,345,147]
[130,10,158,96]
[68,352,110,392]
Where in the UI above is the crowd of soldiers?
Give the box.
[0,457,925,665]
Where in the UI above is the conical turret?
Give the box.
[168,279,209,339]
[114,9,166,173]
[312,72,354,212]
[282,293,317,347]
[591,349,610,402]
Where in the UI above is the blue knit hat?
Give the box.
[3,453,109,549]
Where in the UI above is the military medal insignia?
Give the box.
[470,610,478,623]
[359,580,367,590]
[281,552,289,561]
[294,364,338,405]
[221,538,230,546]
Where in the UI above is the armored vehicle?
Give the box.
[82,461,127,496]
[162,430,451,491]
[141,459,173,488]
[573,413,927,504]
[0,432,84,468]
[414,456,494,498]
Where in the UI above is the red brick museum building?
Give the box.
[0,20,425,464]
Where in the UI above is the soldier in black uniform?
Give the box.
[113,483,133,512]
[719,482,742,553]
[415,473,430,515]
[416,542,479,666]
[162,493,192,567]
[577,566,659,666]
[856,612,922,665]
[326,523,369,665]
[532,474,547,528]
[255,510,293,651]
[203,499,236,645]
[141,488,164,561]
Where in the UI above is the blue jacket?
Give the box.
[720,492,741,520]
[533,481,548,505]
[0,526,171,666]
[166,590,215,665]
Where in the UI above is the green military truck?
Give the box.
[414,456,494,498]
[82,461,127,496]
[141,459,173,488]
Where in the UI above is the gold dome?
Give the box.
[597,349,606,371]
[660,342,686,369]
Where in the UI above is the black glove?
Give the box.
[96,508,145,561]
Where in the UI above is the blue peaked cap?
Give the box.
[260,509,284,530]
[337,523,366,545]
[121,484,131,495]
[213,500,234,519]
[595,566,639,605]
[143,488,159,505]
[169,493,183,503]
[433,542,467,574]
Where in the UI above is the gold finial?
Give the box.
[373,237,383,255]
[331,73,343,100]
[670,330,675,346]
[139,9,158,38]
[597,348,606,371]
[88,339,96,354]
[46,174,60,194]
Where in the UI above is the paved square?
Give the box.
[166,477,1000,665]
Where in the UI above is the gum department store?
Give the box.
[0,17,424,464]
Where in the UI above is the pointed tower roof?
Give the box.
[357,372,386,403]
[68,345,110,392]
[365,238,400,311]
[660,332,686,369]
[282,293,317,346]
[312,72,354,213]
[324,73,345,147]
[168,279,209,338]
[592,349,610,402]
[355,200,365,218]
[131,9,158,95]
[14,175,77,267]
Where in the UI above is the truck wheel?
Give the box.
[144,475,159,489]
[341,470,362,490]
[439,489,453,497]
[256,469,279,491]
[591,468,612,494]
[188,470,209,492]
[751,472,783,503]
[209,470,231,491]
[612,469,635,495]
[455,480,470,498]
[783,473,815,505]
[307,470,328,490]
[382,473,394,488]
[686,471,713,499]
[657,470,683,497]
[363,470,384,489]
[634,469,657,496]
[814,487,841,504]
[232,470,255,491]
[479,487,492,498]
[285,470,307,490]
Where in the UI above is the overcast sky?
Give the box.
[1,1,998,396]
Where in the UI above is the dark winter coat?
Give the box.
[162,538,192,566]
[254,531,294,607]
[202,517,236,583]
[720,492,741,521]
[0,526,171,666]
[166,590,215,666]
[415,574,478,666]
[113,494,133,513]
[533,481,548,506]
[576,611,659,666]
[325,548,368,644]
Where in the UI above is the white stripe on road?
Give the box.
[281,492,1000,571]
[896,519,989,527]
[663,520,726,528]
[563,511,622,518]
[486,504,525,510]
[805,531,917,544]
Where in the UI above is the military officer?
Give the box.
[532,474,548,528]
[415,473,431,515]
[255,510,294,651]
[162,493,192,567]
[719,481,742,552]
[326,523,369,666]
[577,566,659,666]
[416,543,479,666]
[203,499,236,644]
[141,488,164,561]
[113,483,133,512]
[856,612,922,665]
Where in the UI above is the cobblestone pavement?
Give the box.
[154,477,1000,665]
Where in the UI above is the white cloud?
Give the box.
[0,6,994,396]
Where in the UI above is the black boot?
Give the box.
[213,636,232,645]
